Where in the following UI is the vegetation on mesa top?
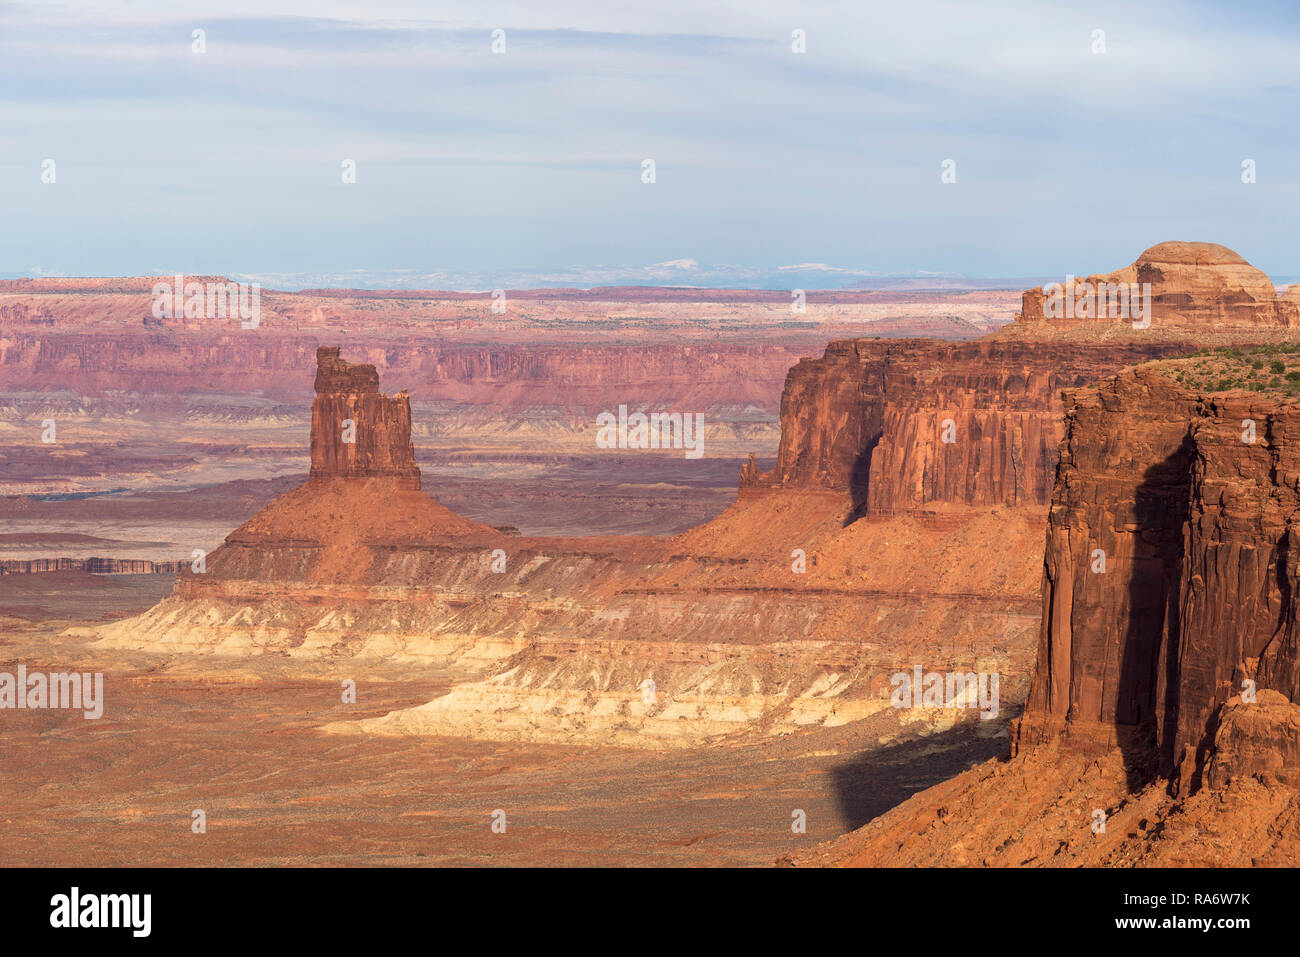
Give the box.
[1154,343,1300,395]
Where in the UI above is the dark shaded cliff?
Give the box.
[1015,363,1300,794]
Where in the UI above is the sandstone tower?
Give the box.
[309,346,420,489]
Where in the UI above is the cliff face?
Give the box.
[740,339,884,498]
[0,557,182,575]
[309,346,420,488]
[1015,365,1300,793]
[794,359,1300,868]
[0,333,828,416]
[741,339,1180,514]
[1016,241,1300,328]
[98,346,1046,748]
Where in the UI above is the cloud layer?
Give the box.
[3,0,1297,287]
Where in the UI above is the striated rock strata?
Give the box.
[1,557,183,575]
[94,346,1045,747]
[740,338,1181,514]
[1015,364,1300,795]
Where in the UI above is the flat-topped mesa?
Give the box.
[738,337,1182,514]
[309,346,420,489]
[1016,241,1300,329]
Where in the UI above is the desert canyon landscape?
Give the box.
[4,241,1300,872]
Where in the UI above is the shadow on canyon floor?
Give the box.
[830,716,1016,831]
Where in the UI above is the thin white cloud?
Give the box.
[2,1,1297,278]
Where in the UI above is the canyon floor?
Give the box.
[0,287,1025,866]
[0,606,1004,867]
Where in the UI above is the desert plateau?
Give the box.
[3,4,1295,940]
[4,241,1300,877]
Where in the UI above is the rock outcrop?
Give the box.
[1016,241,1300,328]
[739,338,1180,514]
[1204,691,1300,789]
[309,346,420,488]
[1014,363,1300,794]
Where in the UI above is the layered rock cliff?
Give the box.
[1015,361,1300,794]
[0,332,809,419]
[740,338,1181,514]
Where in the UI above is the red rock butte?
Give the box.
[309,346,420,489]
[1016,241,1300,328]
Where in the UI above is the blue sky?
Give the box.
[2,0,1298,288]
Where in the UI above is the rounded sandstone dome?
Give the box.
[1016,240,1296,328]
[1135,241,1252,267]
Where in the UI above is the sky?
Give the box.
[1,0,1298,289]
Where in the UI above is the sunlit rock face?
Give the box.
[309,346,420,489]
[739,338,1179,514]
[1016,241,1300,329]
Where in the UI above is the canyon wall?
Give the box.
[0,332,809,417]
[740,338,1180,514]
[1014,365,1300,793]
[1,557,182,575]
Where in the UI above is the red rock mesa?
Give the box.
[793,244,1300,866]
